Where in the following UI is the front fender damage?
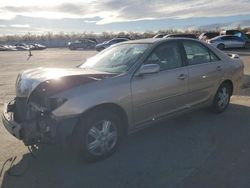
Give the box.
[9,67,116,145]
[13,75,100,145]
[10,95,76,146]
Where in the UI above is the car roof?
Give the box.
[121,37,199,44]
[166,34,196,36]
[212,35,241,40]
[216,35,237,38]
[111,38,129,40]
[201,32,219,34]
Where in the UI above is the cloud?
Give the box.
[0,0,250,25]
[10,24,30,28]
[84,20,97,23]
[95,0,250,24]
[56,3,84,14]
[3,6,37,12]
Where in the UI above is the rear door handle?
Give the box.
[216,66,222,71]
[178,74,187,80]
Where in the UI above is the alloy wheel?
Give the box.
[86,120,118,156]
[217,87,229,109]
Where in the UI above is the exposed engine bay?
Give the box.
[8,96,61,145]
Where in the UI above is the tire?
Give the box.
[69,46,77,50]
[74,110,123,162]
[212,83,231,113]
[245,42,250,49]
[96,47,105,52]
[217,43,225,50]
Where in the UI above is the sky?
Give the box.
[0,0,250,35]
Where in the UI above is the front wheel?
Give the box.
[69,46,77,50]
[212,83,231,113]
[74,110,123,162]
[217,43,225,50]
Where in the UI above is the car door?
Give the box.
[182,40,223,107]
[226,36,238,48]
[221,36,232,48]
[224,36,243,48]
[131,41,189,126]
[232,36,245,48]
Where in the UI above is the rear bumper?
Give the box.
[2,103,22,140]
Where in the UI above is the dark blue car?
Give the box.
[95,38,129,51]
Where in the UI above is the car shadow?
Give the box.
[1,103,250,188]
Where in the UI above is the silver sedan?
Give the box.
[207,35,249,50]
[2,38,244,161]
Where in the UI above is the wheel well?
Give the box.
[79,103,129,135]
[222,80,233,96]
[217,43,225,47]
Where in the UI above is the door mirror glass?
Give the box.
[138,64,160,75]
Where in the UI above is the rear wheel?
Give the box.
[74,110,123,162]
[217,43,225,50]
[245,42,250,49]
[212,83,231,113]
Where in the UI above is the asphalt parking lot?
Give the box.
[1,48,250,188]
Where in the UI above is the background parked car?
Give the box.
[220,29,242,36]
[153,34,166,38]
[199,32,220,41]
[68,39,96,50]
[30,43,47,50]
[246,32,250,40]
[0,45,8,51]
[220,29,249,42]
[117,36,133,40]
[84,38,98,44]
[3,45,17,51]
[164,34,197,39]
[95,38,129,51]
[15,43,30,51]
[207,35,249,50]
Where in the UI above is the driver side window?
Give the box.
[145,42,182,71]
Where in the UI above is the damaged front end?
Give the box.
[3,87,67,145]
[2,67,114,146]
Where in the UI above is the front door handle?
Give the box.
[178,74,187,80]
[216,66,222,71]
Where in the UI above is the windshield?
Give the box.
[79,43,149,73]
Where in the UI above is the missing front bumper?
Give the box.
[2,100,79,145]
[2,103,22,139]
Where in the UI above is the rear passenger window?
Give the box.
[183,41,219,65]
[222,37,229,40]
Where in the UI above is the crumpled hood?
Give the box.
[16,67,116,97]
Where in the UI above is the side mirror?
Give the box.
[137,64,160,76]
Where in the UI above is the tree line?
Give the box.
[0,27,249,43]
